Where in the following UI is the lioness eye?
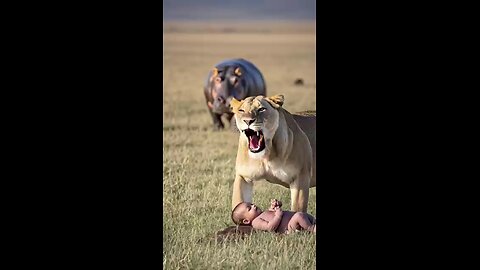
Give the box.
[258,107,266,112]
[238,109,244,113]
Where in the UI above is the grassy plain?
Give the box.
[163,20,317,269]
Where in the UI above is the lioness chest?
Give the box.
[236,159,297,186]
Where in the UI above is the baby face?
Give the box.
[238,202,262,223]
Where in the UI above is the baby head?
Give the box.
[231,202,263,225]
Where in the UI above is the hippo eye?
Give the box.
[258,107,266,113]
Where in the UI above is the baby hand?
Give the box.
[270,199,282,209]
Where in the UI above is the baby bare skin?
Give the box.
[236,200,315,234]
[254,210,316,233]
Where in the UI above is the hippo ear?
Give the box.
[234,67,242,76]
[230,98,242,112]
[212,67,218,77]
[265,94,284,108]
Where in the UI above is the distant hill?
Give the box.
[163,0,315,21]
[163,20,315,34]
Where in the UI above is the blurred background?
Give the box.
[163,0,316,120]
[163,1,317,268]
[164,0,315,21]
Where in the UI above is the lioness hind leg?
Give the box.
[290,180,310,212]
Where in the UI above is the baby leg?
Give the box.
[287,212,316,233]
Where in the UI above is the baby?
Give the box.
[231,199,316,234]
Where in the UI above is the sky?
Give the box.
[163,0,315,21]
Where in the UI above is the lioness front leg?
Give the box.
[290,175,310,212]
[231,174,253,210]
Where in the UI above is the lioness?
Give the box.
[230,94,316,212]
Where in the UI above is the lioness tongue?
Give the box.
[249,135,260,149]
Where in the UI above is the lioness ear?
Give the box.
[230,98,242,111]
[265,94,284,108]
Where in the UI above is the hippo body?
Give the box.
[203,58,266,130]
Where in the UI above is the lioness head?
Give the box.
[230,95,284,158]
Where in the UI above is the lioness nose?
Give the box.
[244,119,255,125]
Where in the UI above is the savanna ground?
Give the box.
[163,20,317,269]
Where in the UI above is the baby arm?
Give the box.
[251,208,283,232]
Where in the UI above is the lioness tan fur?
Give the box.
[230,94,316,212]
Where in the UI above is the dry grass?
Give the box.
[163,21,316,269]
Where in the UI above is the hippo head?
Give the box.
[209,66,247,114]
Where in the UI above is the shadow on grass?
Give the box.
[202,225,293,244]
[197,225,257,244]
[215,225,255,243]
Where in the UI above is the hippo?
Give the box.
[203,58,266,130]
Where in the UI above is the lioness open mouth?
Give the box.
[243,128,265,153]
